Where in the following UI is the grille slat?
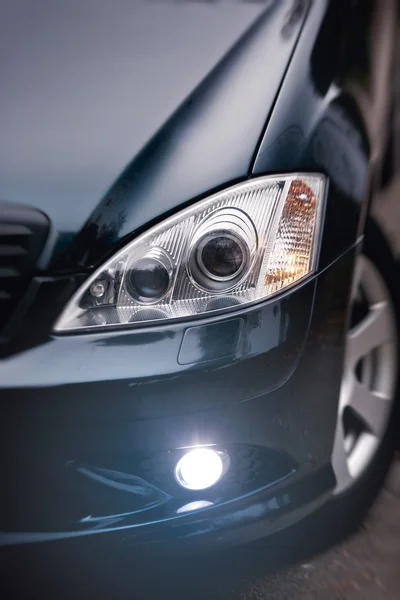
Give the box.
[0,202,49,335]
[0,245,28,257]
[0,224,32,236]
[0,267,20,278]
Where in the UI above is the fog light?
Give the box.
[174,448,228,490]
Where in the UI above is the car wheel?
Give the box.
[329,218,399,533]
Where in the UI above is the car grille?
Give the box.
[0,202,49,337]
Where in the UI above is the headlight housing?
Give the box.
[55,174,325,332]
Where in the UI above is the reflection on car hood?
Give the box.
[0,1,264,235]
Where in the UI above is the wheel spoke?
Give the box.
[350,255,365,299]
[347,301,393,365]
[349,378,391,436]
[332,419,352,493]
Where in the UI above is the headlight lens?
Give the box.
[55,174,325,332]
[125,248,173,303]
[188,206,257,291]
[199,235,245,278]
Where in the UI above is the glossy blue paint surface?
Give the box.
[61,1,308,269]
[0,0,266,241]
[252,0,370,269]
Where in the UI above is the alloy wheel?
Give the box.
[332,254,397,495]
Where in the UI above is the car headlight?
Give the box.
[55,174,326,332]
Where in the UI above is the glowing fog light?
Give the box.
[174,448,228,490]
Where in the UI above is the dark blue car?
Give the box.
[1,0,399,594]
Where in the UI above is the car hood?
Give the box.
[0,0,307,269]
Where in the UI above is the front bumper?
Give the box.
[0,247,357,551]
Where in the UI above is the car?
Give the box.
[1,0,399,594]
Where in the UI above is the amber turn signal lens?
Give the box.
[264,180,319,294]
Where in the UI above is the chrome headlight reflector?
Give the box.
[55,174,325,331]
[188,207,257,292]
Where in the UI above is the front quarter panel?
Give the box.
[253,0,395,265]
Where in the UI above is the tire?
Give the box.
[327,217,399,539]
